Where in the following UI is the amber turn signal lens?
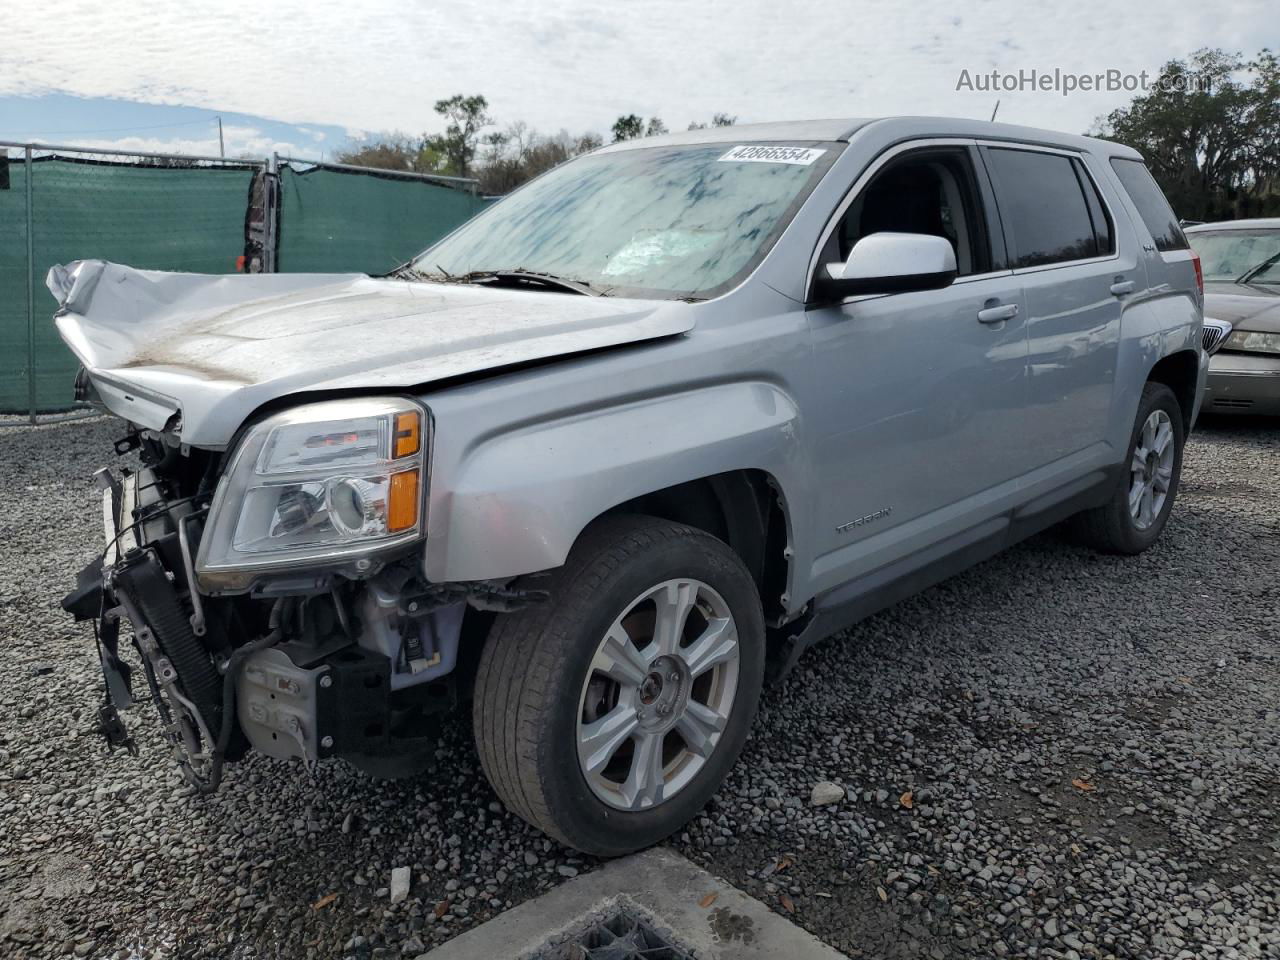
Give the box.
[387,469,420,532]
[393,411,420,459]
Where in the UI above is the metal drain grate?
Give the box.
[532,907,697,960]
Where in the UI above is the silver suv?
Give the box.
[55,117,1205,856]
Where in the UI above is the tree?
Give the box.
[475,125,604,195]
[689,112,738,130]
[481,129,511,168]
[612,114,645,141]
[1092,49,1280,220]
[428,94,493,179]
[612,115,666,140]
[337,134,449,177]
[336,136,419,171]
[575,132,604,154]
[333,97,635,195]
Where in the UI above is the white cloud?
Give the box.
[5,0,1278,138]
[9,125,322,162]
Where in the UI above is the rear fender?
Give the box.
[1111,292,1201,449]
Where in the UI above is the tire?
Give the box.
[1072,382,1185,554]
[472,515,765,856]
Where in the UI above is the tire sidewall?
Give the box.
[537,527,765,856]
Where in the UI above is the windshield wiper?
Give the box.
[395,264,608,296]
[1236,249,1280,285]
[465,269,605,297]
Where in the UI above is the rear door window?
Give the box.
[984,148,1103,268]
[1109,158,1188,252]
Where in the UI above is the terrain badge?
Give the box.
[836,506,893,534]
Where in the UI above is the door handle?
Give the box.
[977,303,1019,324]
[1110,279,1135,296]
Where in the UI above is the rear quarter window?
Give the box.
[1109,158,1188,252]
[1075,160,1114,257]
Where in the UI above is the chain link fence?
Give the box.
[0,143,482,420]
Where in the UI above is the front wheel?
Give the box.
[472,516,765,856]
[1072,381,1185,554]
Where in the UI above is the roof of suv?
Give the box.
[596,116,1141,160]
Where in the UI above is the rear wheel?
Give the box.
[1073,382,1184,554]
[472,516,765,856]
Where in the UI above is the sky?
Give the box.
[0,95,345,159]
[3,0,1278,159]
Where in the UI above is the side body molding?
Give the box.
[422,381,806,585]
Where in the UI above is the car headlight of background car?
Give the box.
[196,397,427,587]
[1224,330,1280,355]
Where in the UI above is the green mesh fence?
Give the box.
[0,152,31,412]
[277,165,483,274]
[1,150,484,415]
[0,152,258,413]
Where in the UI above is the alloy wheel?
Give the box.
[1129,409,1175,530]
[576,578,740,811]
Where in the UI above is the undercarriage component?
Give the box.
[111,548,224,790]
[237,647,327,762]
[92,703,137,755]
[67,464,477,790]
[398,579,550,615]
[64,465,232,790]
[236,640,456,772]
[360,571,466,690]
[113,550,222,726]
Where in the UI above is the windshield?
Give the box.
[411,142,839,298]
[1188,229,1280,283]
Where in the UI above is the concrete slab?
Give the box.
[427,846,848,959]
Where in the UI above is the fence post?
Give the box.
[24,145,36,423]
[267,153,280,274]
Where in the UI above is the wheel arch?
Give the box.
[1109,291,1202,452]
[1146,348,1201,433]
[603,469,794,627]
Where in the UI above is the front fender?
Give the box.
[423,381,805,583]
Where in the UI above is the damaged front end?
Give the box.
[63,398,540,791]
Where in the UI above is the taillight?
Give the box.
[1191,250,1203,298]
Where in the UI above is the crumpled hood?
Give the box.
[50,260,692,448]
[1203,282,1280,331]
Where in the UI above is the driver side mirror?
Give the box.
[814,232,958,301]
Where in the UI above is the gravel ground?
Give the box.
[0,414,1276,960]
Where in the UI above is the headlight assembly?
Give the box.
[1224,330,1280,355]
[196,397,427,590]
